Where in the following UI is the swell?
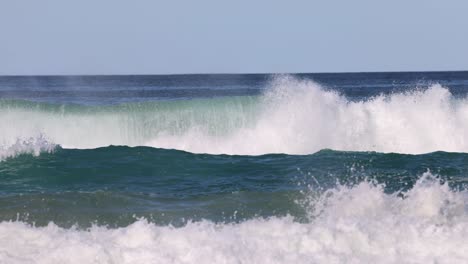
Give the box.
[1,76,468,155]
[2,146,468,193]
[1,147,467,227]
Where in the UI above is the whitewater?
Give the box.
[0,174,466,264]
[1,76,468,158]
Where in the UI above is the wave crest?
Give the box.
[1,76,468,155]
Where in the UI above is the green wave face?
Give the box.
[1,147,466,227]
[0,96,261,145]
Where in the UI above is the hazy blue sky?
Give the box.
[1,0,467,75]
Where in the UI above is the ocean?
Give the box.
[0,72,467,263]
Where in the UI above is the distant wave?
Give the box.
[1,173,466,263]
[1,76,468,155]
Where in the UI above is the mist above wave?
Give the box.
[1,76,467,155]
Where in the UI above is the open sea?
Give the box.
[0,72,468,263]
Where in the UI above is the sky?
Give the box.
[0,0,467,75]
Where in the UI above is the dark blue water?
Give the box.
[1,71,467,104]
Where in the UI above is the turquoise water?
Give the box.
[1,147,467,228]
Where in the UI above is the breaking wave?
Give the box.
[0,135,56,161]
[1,76,468,155]
[0,173,466,264]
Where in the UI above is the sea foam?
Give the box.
[1,76,468,155]
[0,135,56,161]
[0,173,466,264]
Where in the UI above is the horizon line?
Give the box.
[1,69,467,78]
